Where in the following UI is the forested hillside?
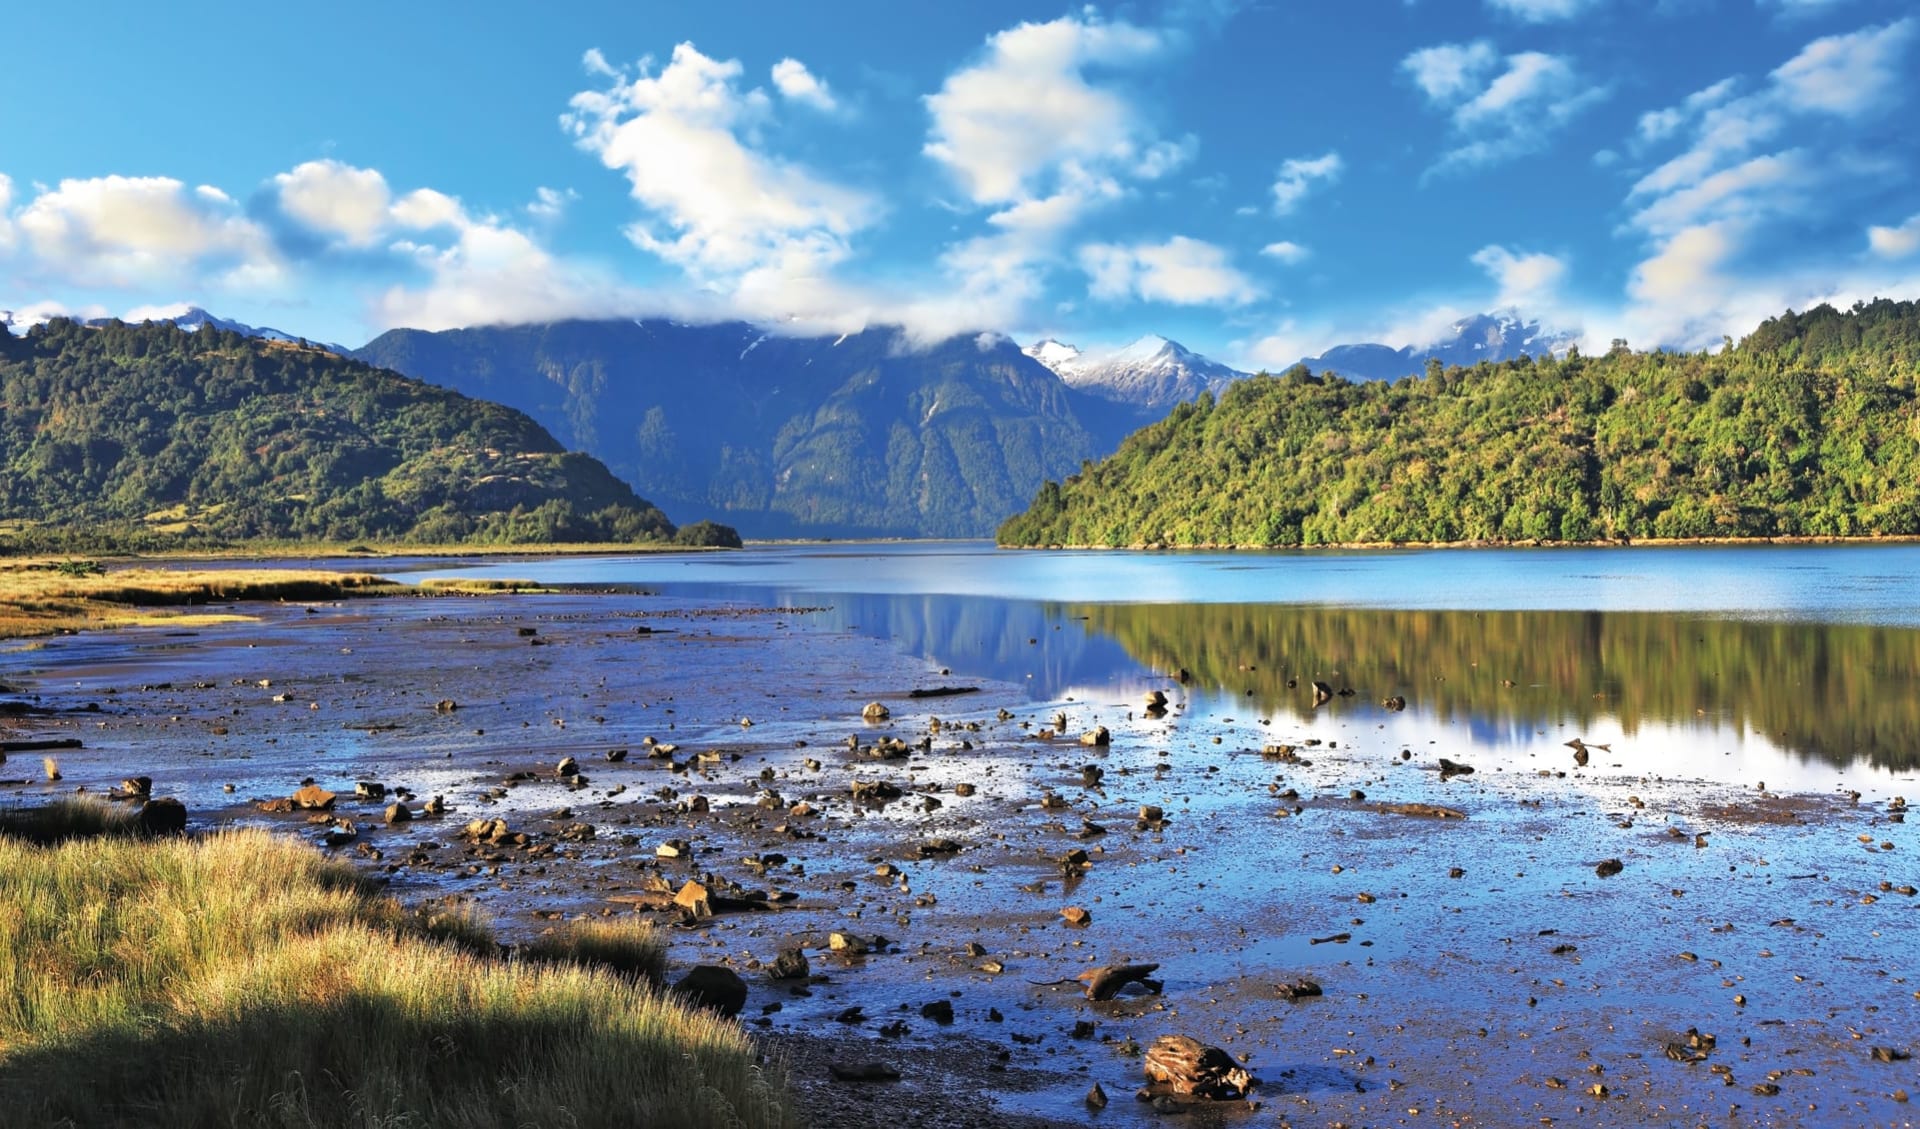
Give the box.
[999,300,1920,547]
[0,319,728,551]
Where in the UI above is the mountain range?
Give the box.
[353,320,1103,539]
[18,302,1584,540]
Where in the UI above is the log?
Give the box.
[906,686,979,699]
[0,738,82,753]
[1143,1034,1254,1099]
[1366,801,1467,819]
[1078,961,1161,1001]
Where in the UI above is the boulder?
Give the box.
[292,785,337,811]
[770,948,811,980]
[1144,1034,1255,1099]
[137,797,187,836]
[861,702,891,722]
[672,965,747,1017]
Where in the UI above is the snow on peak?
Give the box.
[1024,338,1083,368]
[1024,332,1247,409]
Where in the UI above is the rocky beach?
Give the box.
[3,574,1916,1128]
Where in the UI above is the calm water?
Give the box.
[416,542,1920,784]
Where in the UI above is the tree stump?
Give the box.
[1143,1034,1254,1099]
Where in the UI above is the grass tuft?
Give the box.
[0,829,793,1128]
[520,917,668,987]
[0,797,140,845]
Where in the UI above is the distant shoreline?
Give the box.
[998,532,1920,552]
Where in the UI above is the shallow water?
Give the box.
[414,542,1920,787]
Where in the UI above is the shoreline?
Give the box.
[998,531,1920,551]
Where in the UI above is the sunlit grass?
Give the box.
[0,828,792,1128]
[0,561,400,639]
[416,577,551,593]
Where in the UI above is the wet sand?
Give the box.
[2,587,1916,1127]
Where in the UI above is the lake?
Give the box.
[415,541,1920,790]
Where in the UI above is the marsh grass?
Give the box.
[0,829,793,1128]
[0,563,401,639]
[520,918,668,986]
[416,577,550,593]
[0,797,140,845]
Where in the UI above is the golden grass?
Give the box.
[0,828,792,1128]
[0,562,402,639]
[520,918,668,986]
[416,577,551,593]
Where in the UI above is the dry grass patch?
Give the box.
[0,828,792,1128]
[0,561,402,639]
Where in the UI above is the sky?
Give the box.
[2,0,1917,368]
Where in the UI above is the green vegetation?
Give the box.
[0,318,738,552]
[1078,601,1920,769]
[0,827,792,1128]
[1000,300,1920,547]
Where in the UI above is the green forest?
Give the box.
[999,300,1920,547]
[0,319,737,552]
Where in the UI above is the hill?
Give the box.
[355,319,1101,539]
[0,318,727,552]
[998,300,1920,548]
[1301,311,1577,383]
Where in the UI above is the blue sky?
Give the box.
[2,0,1916,367]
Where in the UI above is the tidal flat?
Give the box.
[3,548,1917,1128]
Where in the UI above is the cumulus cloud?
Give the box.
[1485,0,1603,22]
[1078,236,1258,306]
[272,159,392,247]
[564,43,877,292]
[1270,152,1341,214]
[1770,17,1915,115]
[8,174,281,289]
[1260,240,1310,265]
[376,221,646,331]
[923,14,1168,208]
[1402,42,1607,173]
[1868,213,1920,260]
[1472,245,1568,308]
[771,58,839,112]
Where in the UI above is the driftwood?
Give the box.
[1365,801,1468,819]
[1143,1034,1254,1099]
[1078,961,1161,1001]
[0,738,82,753]
[907,686,979,699]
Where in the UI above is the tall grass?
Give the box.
[0,563,400,639]
[0,829,792,1128]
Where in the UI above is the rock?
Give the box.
[113,776,153,800]
[1144,690,1168,712]
[1143,1034,1255,1099]
[605,748,628,762]
[920,999,954,1024]
[1086,1082,1109,1109]
[830,932,872,955]
[827,1061,900,1082]
[953,782,977,797]
[435,699,458,712]
[862,702,891,722]
[1079,962,1162,1000]
[42,757,61,781]
[656,838,691,859]
[672,965,747,1016]
[851,780,901,802]
[1060,906,1092,927]
[292,784,337,811]
[674,879,713,918]
[323,822,358,848]
[556,756,579,778]
[770,949,811,980]
[1310,681,1333,706]
[1872,1046,1911,1063]
[1382,695,1407,711]
[384,802,412,825]
[1139,804,1165,823]
[137,797,187,836]
[1275,977,1323,1000]
[1595,858,1624,878]
[355,780,387,800]
[1438,758,1475,779]
[424,795,446,816]
[918,838,964,857]
[1080,726,1111,747]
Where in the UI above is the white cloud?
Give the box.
[771,58,839,112]
[376,221,646,331]
[1260,240,1310,264]
[1078,236,1258,306]
[1472,245,1568,308]
[1403,43,1607,173]
[1486,0,1603,22]
[1270,152,1342,214]
[9,174,281,289]
[1402,41,1499,103]
[526,186,578,220]
[564,43,877,288]
[1770,17,1915,115]
[273,159,392,247]
[922,14,1167,208]
[1868,213,1920,260]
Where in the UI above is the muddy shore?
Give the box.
[2,586,1915,1127]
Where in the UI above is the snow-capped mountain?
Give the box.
[85,306,346,353]
[1023,334,1248,409]
[1303,311,1577,382]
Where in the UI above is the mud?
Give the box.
[2,584,1916,1128]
